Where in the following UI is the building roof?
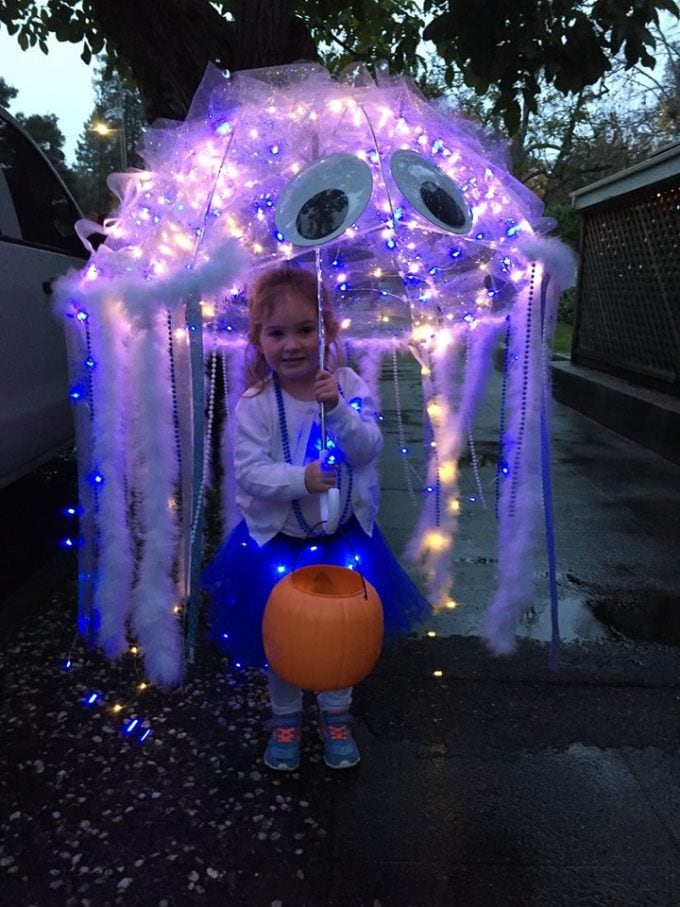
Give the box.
[571,141,680,210]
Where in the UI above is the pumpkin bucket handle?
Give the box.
[290,526,369,600]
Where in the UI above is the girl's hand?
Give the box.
[315,370,339,410]
[304,459,338,493]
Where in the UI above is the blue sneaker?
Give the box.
[319,712,360,769]
[263,714,301,771]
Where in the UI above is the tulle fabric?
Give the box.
[202,515,432,668]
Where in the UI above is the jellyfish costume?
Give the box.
[54,61,576,687]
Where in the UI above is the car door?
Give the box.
[0,109,88,488]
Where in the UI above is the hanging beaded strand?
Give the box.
[166,308,183,483]
[508,263,537,518]
[464,331,488,512]
[391,349,418,505]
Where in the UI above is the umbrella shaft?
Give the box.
[316,252,328,451]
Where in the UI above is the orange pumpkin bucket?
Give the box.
[262,564,384,692]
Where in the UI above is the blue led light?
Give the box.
[62,658,72,671]
[123,718,140,735]
[139,728,153,744]
[69,386,85,401]
[505,223,520,237]
[386,239,396,250]
[76,310,89,321]
[309,545,318,552]
[400,446,409,455]
[270,144,280,155]
[274,230,285,242]
[85,357,95,369]
[83,692,100,707]
[275,564,287,574]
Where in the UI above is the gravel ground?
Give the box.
[0,578,353,907]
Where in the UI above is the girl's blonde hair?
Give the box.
[244,265,342,389]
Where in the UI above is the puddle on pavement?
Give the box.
[421,563,614,644]
[418,561,679,647]
[516,595,613,644]
[587,590,680,645]
[424,591,613,643]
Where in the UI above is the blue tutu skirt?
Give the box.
[202,515,432,669]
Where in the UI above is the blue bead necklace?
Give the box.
[273,374,353,537]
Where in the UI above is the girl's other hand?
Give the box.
[315,370,340,409]
[304,459,338,493]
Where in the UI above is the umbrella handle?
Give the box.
[318,449,340,533]
[320,487,341,535]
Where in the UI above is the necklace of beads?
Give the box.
[273,374,353,537]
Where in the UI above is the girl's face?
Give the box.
[258,290,321,391]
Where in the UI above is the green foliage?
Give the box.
[15,110,66,165]
[2,0,678,133]
[0,76,19,108]
[0,0,106,63]
[546,204,581,251]
[423,0,679,133]
[71,64,147,218]
[553,318,574,349]
[298,0,427,77]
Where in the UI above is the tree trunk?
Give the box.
[90,0,317,124]
[233,0,317,72]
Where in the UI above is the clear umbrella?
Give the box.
[55,61,576,686]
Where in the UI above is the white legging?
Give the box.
[268,669,352,716]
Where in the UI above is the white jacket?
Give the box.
[234,367,383,545]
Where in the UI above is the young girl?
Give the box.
[203,264,431,771]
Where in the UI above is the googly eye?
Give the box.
[390,149,472,234]
[275,153,373,246]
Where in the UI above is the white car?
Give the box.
[0,107,87,489]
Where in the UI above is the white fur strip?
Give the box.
[130,313,184,687]
[483,269,548,653]
[91,300,135,659]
